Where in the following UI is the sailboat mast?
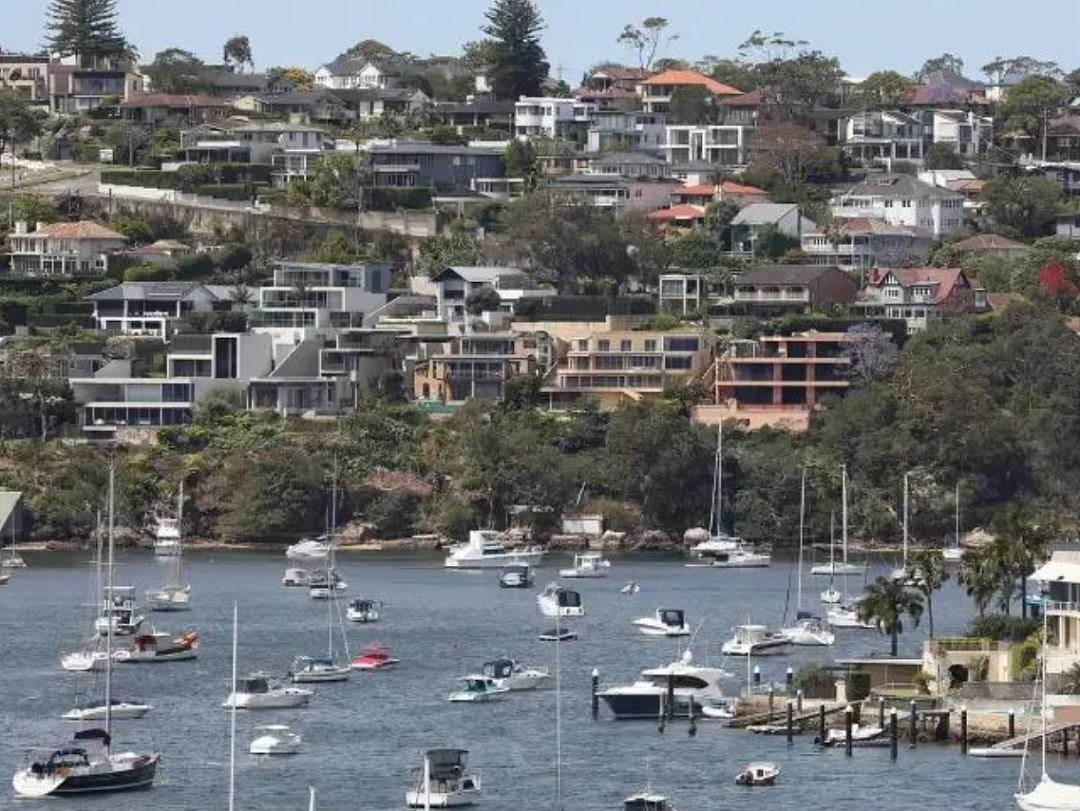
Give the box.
[1040,608,1048,778]
[229,602,238,811]
[708,423,722,537]
[797,467,806,610]
[955,482,960,549]
[841,464,849,599]
[423,755,431,811]
[328,473,338,658]
[555,610,563,811]
[902,472,909,567]
[104,461,115,741]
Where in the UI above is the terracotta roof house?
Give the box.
[647,204,707,226]
[671,181,769,208]
[856,267,988,333]
[733,265,857,315]
[640,69,742,114]
[950,234,1030,256]
[7,220,127,277]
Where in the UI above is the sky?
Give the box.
[6,0,1080,82]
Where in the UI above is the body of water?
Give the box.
[0,549,1067,810]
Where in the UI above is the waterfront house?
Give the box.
[367,141,505,193]
[333,87,430,121]
[584,110,667,154]
[87,281,222,338]
[1030,551,1080,677]
[412,330,557,403]
[800,218,935,272]
[733,265,858,316]
[47,52,144,114]
[514,97,598,141]
[7,220,126,277]
[314,57,405,91]
[575,66,653,109]
[661,124,753,169]
[0,54,51,108]
[639,69,742,114]
[430,266,546,322]
[855,267,987,333]
[840,110,927,166]
[831,174,965,239]
[545,174,679,212]
[586,151,672,179]
[234,89,353,125]
[658,272,708,315]
[432,99,515,135]
[119,93,233,125]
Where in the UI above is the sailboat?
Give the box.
[820,513,841,605]
[827,465,874,630]
[891,472,915,582]
[14,462,160,797]
[689,424,741,556]
[943,482,964,562]
[60,510,111,673]
[781,469,835,647]
[1015,611,1080,811]
[147,479,192,612]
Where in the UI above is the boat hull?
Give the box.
[632,620,690,638]
[598,691,713,719]
[445,550,544,569]
[721,640,793,656]
[62,704,151,721]
[13,754,158,797]
[406,789,479,808]
[223,691,311,709]
[810,564,865,576]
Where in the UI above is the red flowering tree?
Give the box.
[1037,260,1079,308]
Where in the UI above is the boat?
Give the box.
[2,543,25,568]
[623,791,676,811]
[810,494,865,576]
[147,480,193,612]
[223,674,313,709]
[152,516,180,557]
[346,598,381,622]
[309,567,347,599]
[286,537,332,561]
[61,649,110,672]
[620,581,641,595]
[113,630,198,663]
[781,471,835,647]
[632,608,691,637]
[538,627,577,642]
[827,603,875,630]
[944,482,964,561]
[481,659,548,691]
[350,644,400,671]
[891,471,915,582]
[499,564,533,588]
[559,551,610,578]
[538,582,584,618]
[448,675,508,702]
[62,700,151,722]
[721,624,793,656]
[249,724,302,755]
[13,464,159,798]
[690,423,742,559]
[826,465,874,629]
[443,529,544,569]
[735,761,779,786]
[61,515,111,671]
[821,724,884,746]
[94,585,145,636]
[290,655,350,683]
[820,586,842,605]
[687,546,771,568]
[810,560,866,576]
[405,749,481,808]
[0,570,9,585]
[282,568,311,587]
[597,650,734,719]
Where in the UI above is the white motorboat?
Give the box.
[481,659,548,691]
[62,700,151,722]
[146,583,192,612]
[537,582,584,618]
[346,598,381,623]
[597,650,733,719]
[61,648,110,672]
[623,791,676,811]
[632,608,691,637]
[290,656,350,683]
[249,725,301,756]
[688,546,771,568]
[444,529,545,569]
[113,630,198,663]
[223,674,313,709]
[822,724,884,746]
[282,568,311,587]
[94,586,144,636]
[448,675,509,702]
[309,567,347,599]
[827,603,875,630]
[810,561,866,576]
[780,614,835,646]
[405,749,481,808]
[735,761,779,786]
[286,537,332,561]
[559,551,610,579]
[499,564,533,588]
[152,516,181,557]
[820,586,842,605]
[721,624,793,656]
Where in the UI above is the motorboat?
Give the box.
[62,700,151,722]
[290,656,350,683]
[632,608,691,638]
[821,724,884,746]
[61,648,110,672]
[309,567,347,599]
[735,762,779,786]
[559,551,610,579]
[620,581,640,595]
[820,586,842,605]
[0,570,9,585]
[721,624,793,656]
[448,675,508,703]
[597,650,732,720]
[94,586,144,636]
[810,561,866,576]
[113,630,198,663]
[691,534,740,556]
[249,725,302,756]
[443,530,544,569]
[286,537,332,561]
[623,791,676,811]
[350,644,400,671]
[346,598,381,622]
[687,546,771,569]
[12,729,158,797]
[405,749,481,808]
[943,545,964,562]
[152,515,181,556]
[780,614,835,647]
[2,548,26,568]
[481,659,548,691]
[282,568,311,587]
[827,603,875,630]
[145,583,192,612]
[499,564,533,589]
[538,627,577,642]
[537,582,584,618]
[222,674,313,709]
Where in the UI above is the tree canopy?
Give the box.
[45,0,128,59]
[981,173,1063,238]
[617,17,676,71]
[480,0,550,99]
[223,35,253,73]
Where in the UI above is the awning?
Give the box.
[1031,554,1080,583]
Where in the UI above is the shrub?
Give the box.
[72,143,101,164]
[365,186,433,211]
[194,183,258,201]
[966,614,1040,642]
[367,491,419,539]
[217,243,253,272]
[123,265,172,282]
[175,253,215,280]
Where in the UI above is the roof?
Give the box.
[648,204,707,222]
[736,265,845,285]
[721,89,764,106]
[252,90,346,107]
[30,221,126,241]
[368,140,502,157]
[678,181,768,197]
[120,93,232,109]
[231,121,328,134]
[841,174,962,200]
[951,234,1029,252]
[864,267,966,303]
[333,87,428,104]
[589,151,668,166]
[809,217,931,238]
[1031,551,1080,584]
[640,69,741,96]
[432,266,530,284]
[731,203,801,226]
[87,281,214,301]
[590,66,654,82]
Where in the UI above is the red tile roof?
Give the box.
[647,204,707,222]
[951,234,1028,252]
[677,181,769,198]
[34,221,126,241]
[640,70,741,96]
[865,267,965,304]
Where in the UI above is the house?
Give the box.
[541,319,712,411]
[333,87,430,121]
[433,99,515,134]
[48,52,144,113]
[733,265,858,316]
[586,151,671,178]
[585,110,667,153]
[115,239,193,269]
[718,90,762,126]
[647,204,707,228]
[367,141,505,193]
[545,174,679,211]
[413,330,557,403]
[800,218,935,272]
[841,110,927,165]
[118,93,233,125]
[1046,117,1080,162]
[831,174,965,238]
[575,66,653,108]
[203,69,284,98]
[1029,552,1080,677]
[247,338,347,417]
[514,97,598,141]
[659,272,708,314]
[670,181,769,208]
[910,70,987,108]
[729,203,816,255]
[7,220,126,277]
[87,281,222,338]
[235,90,352,125]
[430,266,545,322]
[856,267,987,333]
[697,331,854,430]
[1025,161,1080,197]
[314,57,405,91]
[0,54,51,107]
[318,328,408,391]
[949,233,1030,257]
[661,124,753,168]
[229,121,332,165]
[639,69,741,115]
[927,109,993,157]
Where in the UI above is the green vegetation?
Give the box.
[856,576,924,656]
[480,0,550,99]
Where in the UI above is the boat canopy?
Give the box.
[235,676,269,693]
[72,728,111,746]
[557,589,581,607]
[483,660,515,679]
[659,609,684,627]
[624,793,672,811]
[426,748,468,779]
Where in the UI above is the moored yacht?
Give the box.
[282,567,311,587]
[809,560,866,576]
[498,564,533,588]
[286,537,332,561]
[721,624,793,656]
[152,515,180,556]
[780,614,835,647]
[405,749,481,808]
[346,598,381,623]
[444,530,544,569]
[623,791,676,811]
[94,586,144,636]
[350,644,400,671]
[222,674,313,709]
[12,729,159,797]
[249,725,302,756]
[62,700,151,722]
[597,650,732,719]
[448,675,508,703]
[537,582,584,618]
[481,659,548,691]
[632,608,691,637]
[559,551,610,578]
[827,603,875,630]
[289,656,350,683]
[687,546,771,569]
[113,630,198,663]
[308,567,346,599]
[61,647,110,673]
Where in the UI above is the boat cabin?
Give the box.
[624,792,674,811]
[425,748,469,780]
[556,588,582,609]
[658,609,685,628]
[235,676,271,694]
[482,659,516,679]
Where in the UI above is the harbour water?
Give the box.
[0,551,1067,810]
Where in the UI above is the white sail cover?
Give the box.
[1016,775,1080,811]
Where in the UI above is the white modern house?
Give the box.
[1030,551,1080,677]
[585,110,667,154]
[841,110,927,165]
[87,282,222,339]
[928,109,993,156]
[514,97,598,140]
[430,266,547,322]
[7,220,126,276]
[659,273,708,315]
[661,125,752,168]
[313,58,401,90]
[831,174,965,239]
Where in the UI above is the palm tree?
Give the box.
[905,549,949,639]
[856,576,924,657]
[992,503,1052,619]
[959,547,998,618]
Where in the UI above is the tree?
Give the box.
[750,121,828,187]
[143,48,210,94]
[981,173,1063,238]
[481,0,550,100]
[465,286,502,316]
[46,0,128,59]
[916,54,965,82]
[857,70,915,108]
[992,504,1052,619]
[924,142,964,170]
[0,89,45,155]
[669,85,715,125]
[617,17,677,71]
[844,323,898,385]
[267,66,315,91]
[222,35,253,73]
[738,33,842,113]
[1038,259,1080,307]
[856,576,924,656]
[341,39,398,62]
[1000,75,1070,154]
[905,549,949,638]
[504,138,539,191]
[983,56,1061,86]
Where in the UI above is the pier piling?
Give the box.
[845,705,853,756]
[786,667,793,689]
[786,700,794,745]
[1008,709,1015,739]
[591,668,599,720]
[890,709,898,761]
[797,689,803,713]
[909,700,918,748]
[1064,728,1069,757]
[960,706,968,755]
[818,703,826,742]
[768,685,775,718]
[688,695,696,736]
[878,696,885,729]
[666,673,675,721]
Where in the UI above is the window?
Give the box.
[644,339,657,352]
[620,339,632,352]
[598,339,610,352]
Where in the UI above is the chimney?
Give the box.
[14,220,27,235]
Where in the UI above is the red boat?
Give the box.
[350,645,400,671]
